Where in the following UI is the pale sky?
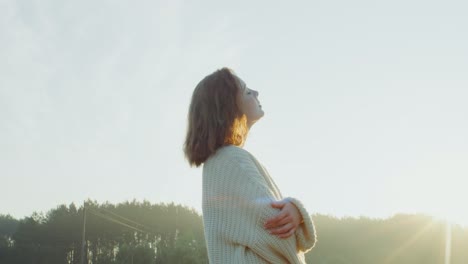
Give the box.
[1,0,467,226]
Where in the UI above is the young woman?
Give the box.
[184,68,317,263]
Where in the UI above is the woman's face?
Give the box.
[235,75,264,127]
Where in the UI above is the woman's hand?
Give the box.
[264,199,303,239]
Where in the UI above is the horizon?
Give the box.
[2,198,468,229]
[1,1,467,228]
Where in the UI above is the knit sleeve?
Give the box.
[203,153,305,263]
[285,197,317,253]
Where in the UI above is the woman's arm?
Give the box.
[286,197,318,252]
[263,198,317,252]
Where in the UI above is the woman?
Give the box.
[184,68,317,263]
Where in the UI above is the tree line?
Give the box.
[0,199,206,264]
[1,200,467,263]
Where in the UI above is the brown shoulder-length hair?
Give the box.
[183,67,248,167]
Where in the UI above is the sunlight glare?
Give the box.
[444,221,452,264]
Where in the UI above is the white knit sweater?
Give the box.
[202,145,317,263]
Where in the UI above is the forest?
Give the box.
[1,200,467,264]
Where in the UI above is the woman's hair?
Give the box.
[183,67,248,167]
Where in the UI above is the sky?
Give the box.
[1,0,467,226]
